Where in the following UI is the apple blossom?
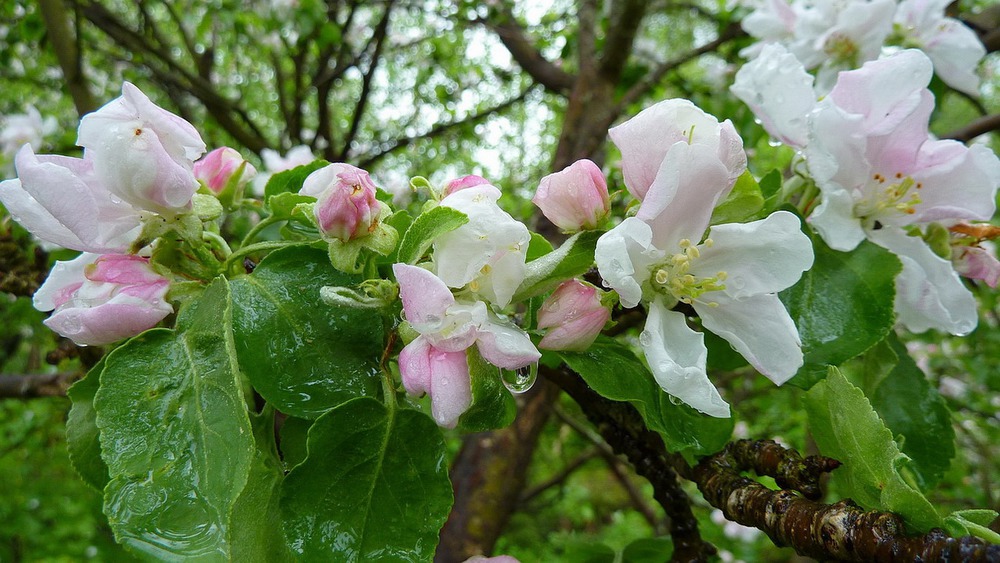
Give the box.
[893,0,986,96]
[1,105,57,158]
[34,253,173,346]
[433,183,531,308]
[537,280,611,351]
[0,145,142,253]
[609,98,745,202]
[299,163,384,241]
[77,82,206,216]
[194,147,257,194]
[953,244,1000,288]
[596,138,813,417]
[394,264,540,427]
[532,159,610,232]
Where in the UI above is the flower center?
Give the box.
[823,33,859,66]
[856,172,923,225]
[650,238,727,307]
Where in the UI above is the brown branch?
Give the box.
[38,0,97,116]
[357,86,535,169]
[598,0,649,79]
[944,113,1000,143]
[0,373,79,399]
[338,2,394,161]
[544,364,1000,562]
[475,4,575,96]
[518,447,601,504]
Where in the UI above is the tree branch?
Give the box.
[38,0,98,116]
[944,113,1000,143]
[357,86,535,169]
[475,4,575,96]
[543,364,1000,562]
[598,0,649,79]
[338,2,394,161]
[0,373,79,399]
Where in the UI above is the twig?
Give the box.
[0,373,79,399]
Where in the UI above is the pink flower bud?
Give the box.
[300,163,381,241]
[33,253,173,346]
[194,147,257,193]
[953,244,1000,288]
[444,175,490,196]
[537,280,610,351]
[532,159,610,232]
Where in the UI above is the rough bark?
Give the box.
[38,0,98,116]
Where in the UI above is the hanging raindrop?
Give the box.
[502,362,538,394]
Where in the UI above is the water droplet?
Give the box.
[638,330,652,346]
[768,138,782,147]
[732,276,746,289]
[668,394,684,406]
[502,363,537,394]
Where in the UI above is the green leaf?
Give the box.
[780,235,901,388]
[66,358,110,491]
[230,246,382,419]
[943,510,1000,544]
[851,335,955,487]
[559,338,733,459]
[264,160,329,200]
[458,348,517,432]
[278,416,312,470]
[526,231,554,261]
[268,192,315,220]
[621,537,673,562]
[710,170,764,224]
[95,279,255,560]
[513,230,602,303]
[804,367,942,531]
[280,399,453,560]
[229,409,296,562]
[395,205,468,265]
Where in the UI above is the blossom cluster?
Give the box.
[738,0,986,94]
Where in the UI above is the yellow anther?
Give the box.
[704,238,714,248]
[717,271,728,281]
[678,238,691,249]
[655,269,669,285]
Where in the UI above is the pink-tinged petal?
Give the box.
[696,294,804,385]
[86,254,161,285]
[692,211,813,299]
[532,159,610,231]
[444,175,490,196]
[637,142,731,248]
[33,253,98,311]
[537,280,609,351]
[195,147,256,193]
[642,299,729,418]
[0,178,91,251]
[909,142,1000,224]
[428,348,473,428]
[922,19,985,96]
[610,98,745,201]
[869,227,978,335]
[595,217,659,309]
[119,82,206,162]
[475,317,540,370]
[730,44,815,148]
[44,300,171,346]
[419,301,483,353]
[953,245,1000,288]
[828,50,933,137]
[398,336,434,397]
[393,263,455,326]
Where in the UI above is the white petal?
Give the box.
[809,186,866,252]
[868,227,978,335]
[730,43,815,147]
[642,300,730,418]
[695,294,804,385]
[33,253,98,311]
[595,217,660,308]
[692,211,814,298]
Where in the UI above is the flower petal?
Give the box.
[692,211,814,299]
[427,348,473,428]
[393,263,455,326]
[695,294,804,385]
[730,43,815,148]
[868,227,978,335]
[398,336,434,397]
[642,300,729,418]
[595,217,660,309]
[476,316,540,370]
[809,185,867,252]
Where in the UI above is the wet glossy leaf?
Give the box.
[230,246,382,418]
[95,279,254,560]
[396,205,468,265]
[710,170,763,225]
[560,338,733,459]
[780,235,901,388]
[805,367,941,531]
[229,409,295,562]
[458,348,516,432]
[280,398,452,561]
[66,358,109,491]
